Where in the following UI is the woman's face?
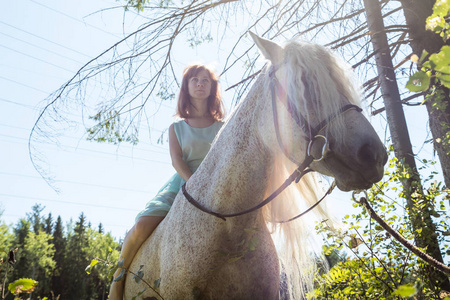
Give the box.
[188,69,212,102]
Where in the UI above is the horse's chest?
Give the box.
[202,232,280,299]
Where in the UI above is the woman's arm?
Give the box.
[169,123,193,182]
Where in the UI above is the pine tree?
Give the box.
[51,216,66,299]
[64,213,91,300]
[11,219,31,285]
[98,223,104,234]
[44,213,53,235]
[27,204,45,234]
[24,231,55,297]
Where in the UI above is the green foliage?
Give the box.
[86,249,166,300]
[406,1,450,158]
[426,0,450,41]
[8,278,38,295]
[406,70,431,92]
[24,231,56,277]
[1,208,121,300]
[0,218,14,268]
[392,283,417,298]
[131,288,146,300]
[187,32,213,48]
[121,0,174,12]
[87,109,139,145]
[311,153,449,299]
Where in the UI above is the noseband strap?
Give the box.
[182,65,363,222]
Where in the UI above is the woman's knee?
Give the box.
[133,216,164,240]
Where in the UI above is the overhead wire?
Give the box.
[0,21,92,58]
[0,74,51,95]
[0,133,171,165]
[0,31,85,65]
[0,97,39,110]
[0,171,154,194]
[27,0,122,39]
[0,43,76,74]
[0,63,71,81]
[0,121,170,154]
[0,192,139,212]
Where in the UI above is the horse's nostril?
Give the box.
[357,143,377,165]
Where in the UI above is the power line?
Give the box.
[0,21,92,58]
[27,0,122,39]
[0,134,171,165]
[0,64,68,81]
[0,171,153,194]
[0,31,85,65]
[0,97,38,110]
[0,75,50,94]
[0,43,75,74]
[0,213,130,231]
[0,192,139,212]
[0,123,169,155]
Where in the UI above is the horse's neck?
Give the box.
[190,77,273,213]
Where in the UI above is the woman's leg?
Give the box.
[109,215,165,300]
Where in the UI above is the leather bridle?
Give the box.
[182,65,363,222]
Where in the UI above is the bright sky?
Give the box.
[0,0,440,241]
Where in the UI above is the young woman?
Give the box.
[109,64,225,299]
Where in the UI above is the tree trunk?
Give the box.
[363,0,450,292]
[400,0,450,191]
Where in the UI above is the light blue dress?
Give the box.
[135,120,224,221]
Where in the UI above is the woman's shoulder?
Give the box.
[172,119,187,129]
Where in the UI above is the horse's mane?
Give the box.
[260,40,362,298]
[286,41,361,146]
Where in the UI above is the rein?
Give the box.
[353,192,450,276]
[182,65,362,222]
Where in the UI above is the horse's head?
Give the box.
[250,32,387,191]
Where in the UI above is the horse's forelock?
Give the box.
[282,41,362,141]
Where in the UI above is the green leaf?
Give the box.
[133,265,144,283]
[85,259,99,274]
[114,268,126,282]
[392,284,417,297]
[154,278,161,289]
[131,288,146,300]
[244,227,259,235]
[429,46,450,69]
[374,267,384,273]
[436,66,450,88]
[348,236,363,249]
[227,256,243,263]
[419,50,429,63]
[433,0,450,17]
[117,257,125,268]
[247,236,259,252]
[406,71,430,92]
[8,278,38,295]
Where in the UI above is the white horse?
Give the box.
[124,32,387,299]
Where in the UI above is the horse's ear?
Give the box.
[249,31,283,65]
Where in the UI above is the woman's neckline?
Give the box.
[183,119,216,129]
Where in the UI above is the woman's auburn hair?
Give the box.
[176,64,225,121]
